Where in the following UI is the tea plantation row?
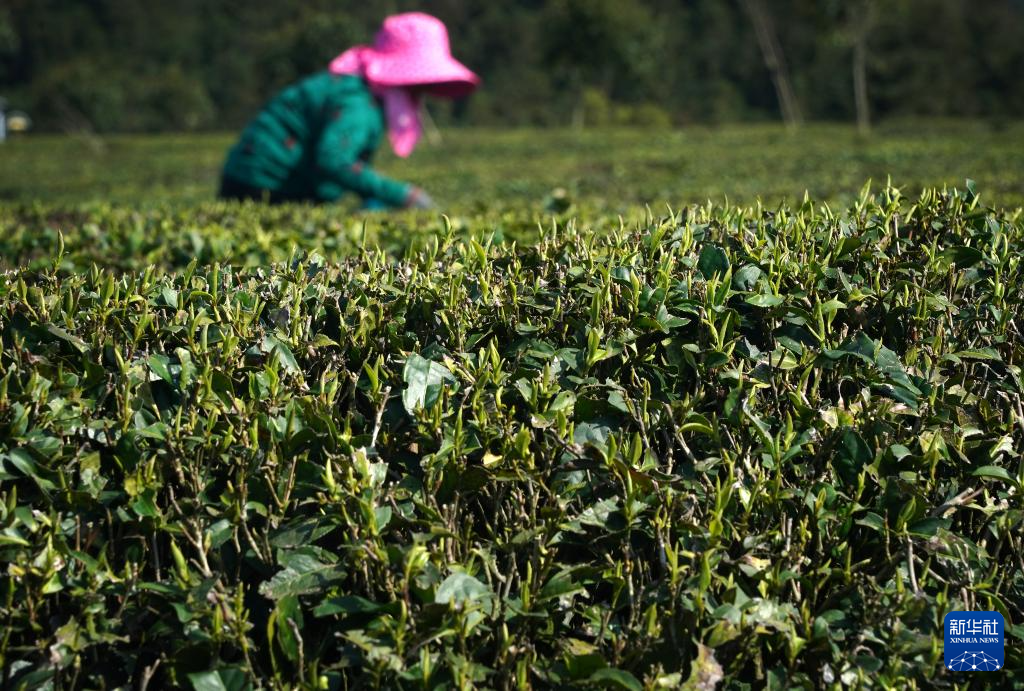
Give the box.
[0,184,1022,689]
[3,125,1024,207]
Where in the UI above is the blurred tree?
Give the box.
[848,0,875,134]
[540,0,657,127]
[0,9,19,63]
[819,0,875,134]
[741,0,803,128]
[2,0,1022,132]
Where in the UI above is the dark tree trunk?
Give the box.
[853,35,870,135]
[850,1,875,136]
[741,0,803,129]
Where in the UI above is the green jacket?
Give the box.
[222,73,411,206]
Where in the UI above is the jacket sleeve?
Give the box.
[314,116,411,207]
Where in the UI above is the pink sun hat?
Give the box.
[329,13,480,98]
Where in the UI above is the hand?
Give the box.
[406,187,436,210]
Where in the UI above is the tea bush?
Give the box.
[0,183,1022,689]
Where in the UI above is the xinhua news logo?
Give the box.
[944,611,1004,672]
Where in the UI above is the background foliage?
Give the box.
[2,0,1024,132]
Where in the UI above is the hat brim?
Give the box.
[365,53,480,98]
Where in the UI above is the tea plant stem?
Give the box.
[906,537,921,595]
[370,386,392,449]
[139,659,162,691]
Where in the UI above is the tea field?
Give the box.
[2,122,1024,208]
[1,126,1023,689]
